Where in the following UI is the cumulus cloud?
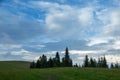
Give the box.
[11,49,29,56]
[29,1,96,40]
[0,0,120,64]
[0,44,22,50]
[88,38,109,46]
[96,9,120,38]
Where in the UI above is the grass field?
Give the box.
[0,61,120,80]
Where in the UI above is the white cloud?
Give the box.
[1,0,120,64]
[0,51,6,55]
[29,45,45,49]
[88,38,109,46]
[45,4,94,31]
[78,7,93,26]
[69,50,107,55]
[10,49,39,60]
[0,44,22,50]
[22,55,38,61]
[112,40,120,50]
[106,54,120,63]
[29,1,95,39]
[104,11,120,36]
[11,49,29,56]
[97,8,120,37]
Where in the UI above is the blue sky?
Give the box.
[0,0,120,64]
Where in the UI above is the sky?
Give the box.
[0,0,120,64]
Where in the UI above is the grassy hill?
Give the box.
[0,61,120,80]
[0,61,30,70]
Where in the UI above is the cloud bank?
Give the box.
[0,0,120,64]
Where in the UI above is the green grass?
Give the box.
[0,61,120,80]
[0,61,30,70]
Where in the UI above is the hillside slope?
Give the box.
[0,61,120,80]
[0,61,30,70]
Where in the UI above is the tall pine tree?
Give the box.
[103,56,108,68]
[30,60,36,68]
[48,57,54,67]
[54,52,61,67]
[36,57,41,68]
[83,55,89,67]
[41,54,47,68]
[62,47,72,67]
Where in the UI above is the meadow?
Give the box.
[0,61,120,80]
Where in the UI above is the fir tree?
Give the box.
[41,54,47,68]
[30,61,36,68]
[97,57,102,67]
[83,55,89,67]
[110,63,114,68]
[115,62,119,68]
[36,57,41,68]
[62,47,73,67]
[103,56,108,68]
[74,63,78,67]
[48,57,54,67]
[90,57,95,67]
[54,52,61,67]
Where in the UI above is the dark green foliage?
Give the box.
[30,48,115,69]
[110,63,114,68]
[83,55,89,67]
[1,62,120,80]
[62,47,73,67]
[36,55,48,68]
[103,56,108,68]
[83,55,108,68]
[74,63,78,67]
[36,57,41,68]
[97,56,108,68]
[31,47,73,69]
[97,58,101,67]
[53,52,61,67]
[89,58,96,67]
[48,57,54,67]
[41,54,47,68]
[115,62,119,68]
[30,61,36,68]
[110,62,120,69]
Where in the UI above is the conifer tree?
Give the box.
[83,55,89,67]
[115,62,119,68]
[54,52,60,67]
[93,59,97,67]
[36,56,41,68]
[36,59,41,68]
[41,54,47,68]
[48,57,54,67]
[74,63,78,67]
[97,57,101,67]
[62,47,73,67]
[30,61,36,68]
[103,56,108,68]
[110,63,114,68]
[90,57,95,67]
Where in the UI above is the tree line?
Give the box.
[83,55,108,68]
[30,47,73,68]
[30,47,120,69]
[110,62,120,68]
